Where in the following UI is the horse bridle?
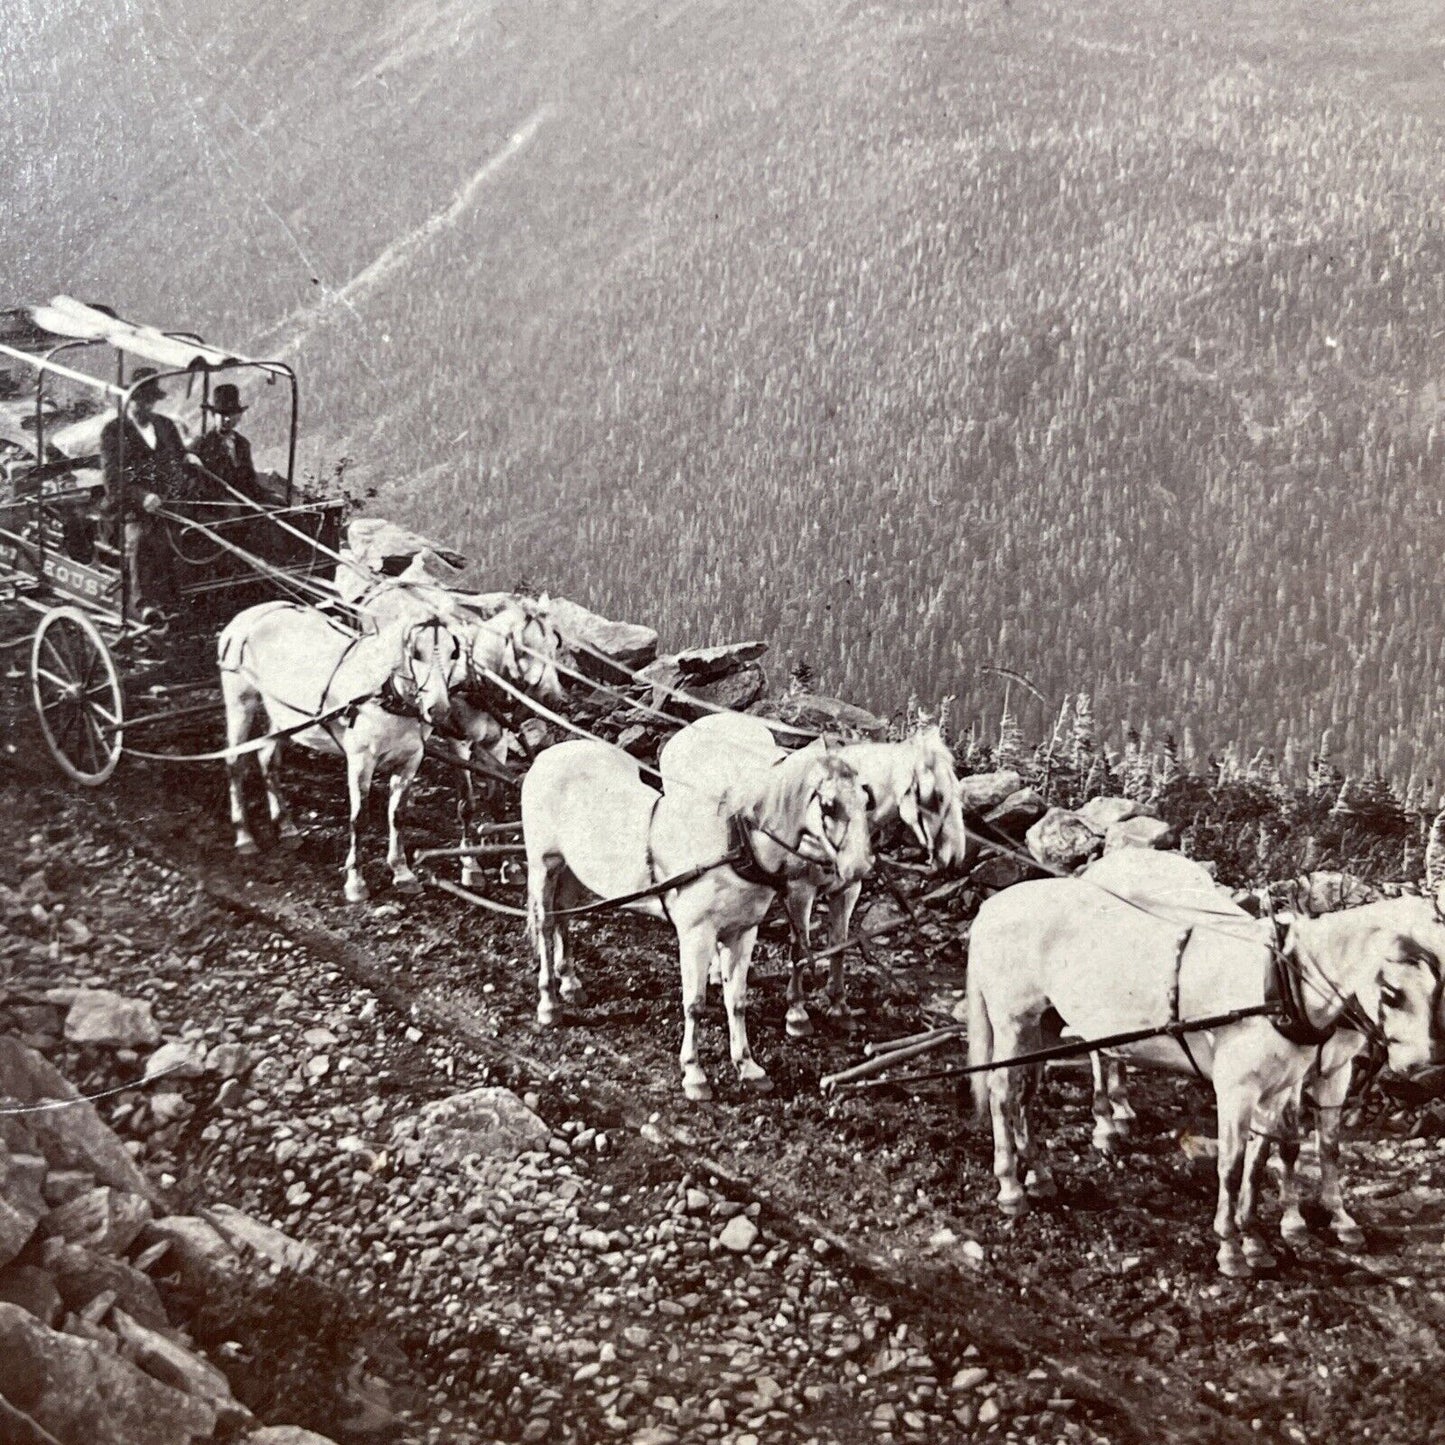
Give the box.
[385,618,461,716]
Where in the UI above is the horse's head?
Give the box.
[396,617,466,726]
[1367,819,1445,1077]
[792,745,874,886]
[898,726,968,870]
[484,597,568,704]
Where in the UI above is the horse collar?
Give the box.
[1266,920,1343,1048]
[727,814,788,891]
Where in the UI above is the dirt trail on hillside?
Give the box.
[7,735,1445,1443]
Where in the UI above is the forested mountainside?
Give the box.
[5,0,1445,781]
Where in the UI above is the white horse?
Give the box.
[659,713,966,1036]
[967,848,1445,1276]
[356,584,568,882]
[218,601,467,903]
[1088,1023,1369,1249]
[1082,852,1374,1250]
[521,737,874,1100]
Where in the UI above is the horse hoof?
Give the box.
[1334,1224,1366,1252]
[236,840,260,858]
[738,1067,772,1093]
[1242,1241,1278,1272]
[785,1013,813,1040]
[560,982,588,1008]
[1217,1246,1253,1279]
[1280,1218,1310,1246]
[1026,1174,1058,1201]
[1092,1130,1126,1158]
[997,1193,1030,1219]
[536,1002,560,1028]
[392,876,423,896]
[345,880,369,904]
[683,1077,713,1103]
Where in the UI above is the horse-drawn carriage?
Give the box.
[0,296,345,783]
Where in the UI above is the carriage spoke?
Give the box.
[36,666,74,692]
[79,712,103,774]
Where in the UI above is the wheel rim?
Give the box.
[31,607,123,786]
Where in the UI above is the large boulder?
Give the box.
[42,1241,169,1331]
[110,1308,251,1431]
[0,1041,151,1200]
[391,1086,550,1167]
[43,1188,151,1256]
[956,771,1022,815]
[244,1430,342,1445]
[1077,795,1144,832]
[1025,808,1105,872]
[0,1266,60,1327]
[643,659,768,719]
[639,641,768,690]
[750,692,888,740]
[49,991,160,1050]
[536,597,658,679]
[0,1302,217,1444]
[334,520,465,604]
[985,788,1047,835]
[1103,816,1175,854]
[144,1209,317,1281]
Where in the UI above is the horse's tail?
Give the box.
[525,864,546,959]
[966,962,993,1123]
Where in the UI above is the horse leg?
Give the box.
[455,739,481,887]
[1313,1062,1365,1250]
[720,927,770,1091]
[1090,1053,1124,1156]
[527,855,566,1027]
[1275,1094,1309,1245]
[223,685,259,855]
[1107,1059,1136,1134]
[986,1015,1033,1217]
[783,884,815,1039]
[552,874,587,1010]
[677,925,716,1102]
[343,746,378,904]
[1211,1058,1267,1277]
[257,738,300,846]
[826,880,862,1011]
[385,750,424,895]
[1237,1090,1291,1272]
[1017,1062,1055,1199]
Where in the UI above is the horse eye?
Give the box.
[1381,982,1407,1010]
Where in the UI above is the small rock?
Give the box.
[143,1040,207,1083]
[56,990,161,1049]
[718,1216,759,1253]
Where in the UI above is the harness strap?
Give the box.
[645,794,674,927]
[1169,928,1209,1082]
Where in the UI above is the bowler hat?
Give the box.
[203,383,248,415]
[129,367,166,400]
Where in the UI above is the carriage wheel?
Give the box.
[30,607,124,786]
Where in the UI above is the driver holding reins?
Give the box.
[98,367,190,625]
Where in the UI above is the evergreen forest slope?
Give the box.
[5,0,1445,780]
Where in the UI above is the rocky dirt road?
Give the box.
[6,734,1445,1444]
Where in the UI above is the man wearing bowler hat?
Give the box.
[99,367,188,623]
[191,382,263,502]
